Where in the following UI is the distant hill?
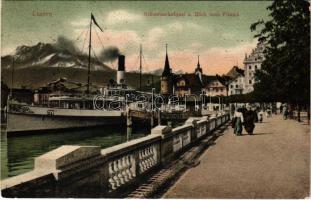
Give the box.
[1,67,160,92]
[149,68,163,76]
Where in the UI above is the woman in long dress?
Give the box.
[233,108,244,136]
[244,109,257,135]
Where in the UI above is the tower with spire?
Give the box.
[160,44,174,95]
[195,55,203,83]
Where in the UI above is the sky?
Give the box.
[1,1,271,75]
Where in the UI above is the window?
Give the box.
[220,89,223,92]
[255,65,257,69]
[216,89,219,92]
[249,65,252,70]
[230,85,233,88]
[249,80,252,84]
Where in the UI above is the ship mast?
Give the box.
[10,56,14,99]
[139,44,142,91]
[87,14,92,94]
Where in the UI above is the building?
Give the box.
[159,46,231,97]
[243,42,264,93]
[174,73,203,97]
[227,66,245,95]
[9,88,34,104]
[173,56,203,97]
[203,77,227,96]
[160,45,174,96]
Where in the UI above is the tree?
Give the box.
[251,0,310,122]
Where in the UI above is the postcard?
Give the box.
[1,0,310,198]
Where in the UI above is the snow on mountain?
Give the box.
[1,42,113,72]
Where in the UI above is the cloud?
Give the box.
[70,10,142,27]
[104,39,259,74]
[71,18,90,27]
[145,27,166,49]
[167,21,204,32]
[167,22,183,32]
[105,9,142,25]
[1,46,16,56]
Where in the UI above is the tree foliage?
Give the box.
[251,0,310,104]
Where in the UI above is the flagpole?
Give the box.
[87,14,92,94]
[139,44,142,91]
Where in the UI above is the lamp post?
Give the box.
[151,88,155,111]
[216,96,221,111]
[209,90,212,111]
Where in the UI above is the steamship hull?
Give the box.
[6,106,126,135]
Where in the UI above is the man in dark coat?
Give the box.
[244,109,257,135]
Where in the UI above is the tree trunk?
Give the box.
[307,104,310,125]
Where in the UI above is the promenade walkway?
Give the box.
[164,115,310,198]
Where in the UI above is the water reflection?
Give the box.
[1,126,149,179]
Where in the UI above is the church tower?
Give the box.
[195,55,203,83]
[160,44,173,95]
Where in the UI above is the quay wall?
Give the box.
[1,114,230,198]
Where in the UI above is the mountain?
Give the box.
[174,69,184,75]
[149,68,163,76]
[1,42,161,91]
[1,42,113,71]
[148,68,184,76]
[1,67,161,91]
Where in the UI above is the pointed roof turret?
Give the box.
[162,44,171,76]
[197,55,200,68]
[195,55,203,74]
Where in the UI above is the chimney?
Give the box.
[118,55,125,71]
[117,55,125,84]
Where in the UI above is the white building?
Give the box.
[243,42,264,93]
[227,66,245,95]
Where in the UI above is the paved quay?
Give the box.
[164,115,310,199]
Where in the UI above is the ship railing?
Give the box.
[1,113,230,198]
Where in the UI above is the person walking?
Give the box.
[233,108,244,136]
[258,110,264,123]
[283,106,289,120]
[244,108,257,135]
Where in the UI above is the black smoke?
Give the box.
[53,36,79,54]
[99,46,120,62]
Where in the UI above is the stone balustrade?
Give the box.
[1,113,230,198]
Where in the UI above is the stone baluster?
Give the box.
[121,156,129,183]
[139,149,145,173]
[108,162,116,190]
[109,161,120,190]
[147,147,153,167]
[112,160,121,188]
[124,155,133,180]
[143,148,149,170]
[117,159,125,185]
[150,145,156,166]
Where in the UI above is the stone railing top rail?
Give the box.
[101,134,161,158]
[35,145,101,171]
[1,170,54,190]
[172,124,193,133]
[197,116,209,123]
